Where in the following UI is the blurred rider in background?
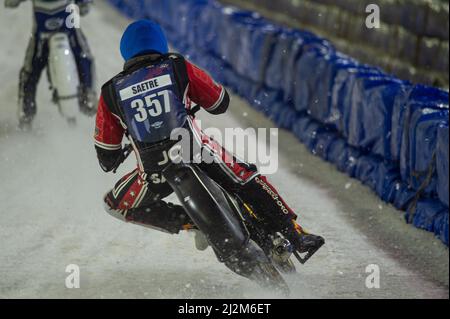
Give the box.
[4,0,96,129]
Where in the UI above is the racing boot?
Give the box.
[18,113,33,131]
[282,219,324,264]
[78,85,97,117]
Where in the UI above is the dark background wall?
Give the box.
[220,0,449,88]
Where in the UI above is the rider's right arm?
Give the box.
[185,60,230,115]
[94,95,125,173]
[4,0,25,8]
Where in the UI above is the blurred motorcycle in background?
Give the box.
[5,0,97,129]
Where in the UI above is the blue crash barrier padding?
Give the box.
[406,199,449,246]
[186,1,210,47]
[335,145,361,178]
[281,31,321,105]
[236,20,281,84]
[374,162,404,204]
[265,29,299,91]
[436,125,449,207]
[317,55,358,125]
[217,9,249,67]
[108,0,449,245]
[434,209,449,246]
[408,107,448,194]
[347,76,410,159]
[267,29,326,94]
[292,40,335,114]
[331,66,384,136]
[129,0,146,19]
[199,2,230,58]
[175,1,196,44]
[391,85,415,163]
[399,86,449,194]
[313,131,336,161]
[326,138,347,167]
[355,155,381,192]
[252,88,283,117]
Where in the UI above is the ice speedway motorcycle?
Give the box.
[44,30,95,125]
[6,0,96,127]
[116,107,324,295]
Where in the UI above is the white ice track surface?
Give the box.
[0,1,448,299]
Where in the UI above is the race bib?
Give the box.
[114,61,187,144]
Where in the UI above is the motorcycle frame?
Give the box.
[163,161,251,263]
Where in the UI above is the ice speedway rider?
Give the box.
[4,0,96,129]
[94,20,324,281]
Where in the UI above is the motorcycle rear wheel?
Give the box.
[224,240,290,296]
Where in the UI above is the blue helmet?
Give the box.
[120,19,169,61]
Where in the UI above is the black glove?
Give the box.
[111,145,133,173]
[96,146,131,173]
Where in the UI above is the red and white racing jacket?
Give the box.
[94,53,231,176]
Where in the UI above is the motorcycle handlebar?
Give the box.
[188,105,201,116]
